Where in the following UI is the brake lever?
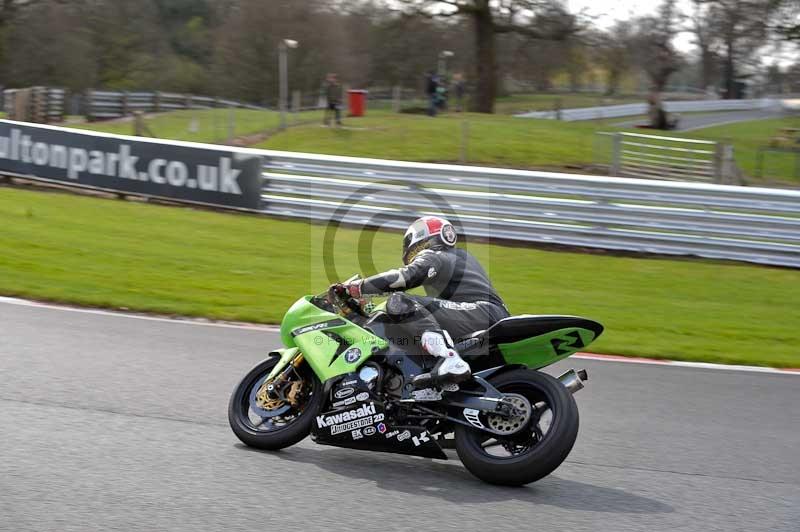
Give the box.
[327,284,369,318]
[327,286,343,311]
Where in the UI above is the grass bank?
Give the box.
[257,111,608,169]
[688,116,800,184]
[1,185,798,368]
[66,107,800,184]
[493,93,643,115]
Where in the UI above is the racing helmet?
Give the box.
[402,216,458,265]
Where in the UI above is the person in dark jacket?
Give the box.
[425,71,439,117]
[332,216,509,387]
[323,73,343,126]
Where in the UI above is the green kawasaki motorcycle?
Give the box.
[229,281,603,486]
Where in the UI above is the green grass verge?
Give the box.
[493,93,643,115]
[258,111,612,169]
[1,185,798,368]
[687,117,800,185]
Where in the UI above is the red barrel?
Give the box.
[348,90,367,117]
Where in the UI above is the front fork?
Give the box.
[256,350,306,409]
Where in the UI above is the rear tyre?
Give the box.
[454,368,579,486]
[228,356,323,450]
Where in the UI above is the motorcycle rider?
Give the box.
[333,216,509,388]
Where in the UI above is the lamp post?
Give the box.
[279,38,299,130]
[438,50,454,78]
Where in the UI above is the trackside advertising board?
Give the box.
[0,120,263,210]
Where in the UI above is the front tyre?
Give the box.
[454,368,579,486]
[228,356,323,450]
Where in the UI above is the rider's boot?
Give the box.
[412,331,471,389]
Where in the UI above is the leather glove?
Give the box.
[331,281,362,299]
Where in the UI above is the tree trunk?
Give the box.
[470,8,496,113]
[606,70,620,96]
[723,39,735,99]
[700,46,714,91]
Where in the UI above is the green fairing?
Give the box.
[498,327,596,369]
[278,296,389,383]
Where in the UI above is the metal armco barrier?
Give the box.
[85,90,266,120]
[517,98,783,121]
[3,87,66,123]
[0,121,797,268]
[261,152,800,268]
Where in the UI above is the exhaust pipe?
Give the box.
[558,368,588,395]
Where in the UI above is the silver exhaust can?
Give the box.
[558,368,588,394]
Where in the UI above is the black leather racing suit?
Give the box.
[359,247,510,343]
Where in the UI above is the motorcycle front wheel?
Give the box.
[454,368,579,486]
[228,355,323,450]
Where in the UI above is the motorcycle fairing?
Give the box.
[460,315,604,371]
[311,398,447,459]
[279,296,389,383]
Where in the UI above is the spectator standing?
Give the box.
[426,71,439,117]
[323,73,343,126]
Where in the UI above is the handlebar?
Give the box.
[326,285,368,318]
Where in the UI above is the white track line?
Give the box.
[0,296,280,332]
[1,296,796,375]
[573,353,798,375]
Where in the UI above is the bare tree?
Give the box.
[395,0,579,113]
[631,0,684,94]
[689,0,718,92]
[771,0,800,42]
[593,21,634,96]
[693,0,781,98]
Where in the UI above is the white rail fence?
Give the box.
[517,98,785,121]
[597,132,739,184]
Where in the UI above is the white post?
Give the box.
[227,105,235,142]
[438,50,454,77]
[392,85,402,113]
[610,133,622,176]
[278,39,298,130]
[292,90,301,114]
[279,41,288,130]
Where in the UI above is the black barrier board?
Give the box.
[0,120,262,210]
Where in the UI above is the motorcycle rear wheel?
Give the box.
[228,356,323,450]
[454,368,579,486]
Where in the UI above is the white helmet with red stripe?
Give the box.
[402,216,458,265]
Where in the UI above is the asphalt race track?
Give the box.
[612,109,786,131]
[1,299,798,532]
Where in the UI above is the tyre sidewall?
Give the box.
[454,368,579,486]
[228,356,323,450]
